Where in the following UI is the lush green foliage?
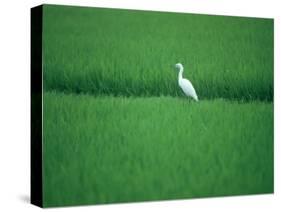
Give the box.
[43,5,273,100]
[43,92,273,207]
[42,5,273,207]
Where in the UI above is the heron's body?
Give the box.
[175,63,198,101]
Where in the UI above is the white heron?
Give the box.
[175,63,198,101]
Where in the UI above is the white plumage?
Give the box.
[175,63,198,101]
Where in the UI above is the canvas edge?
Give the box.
[31,4,43,208]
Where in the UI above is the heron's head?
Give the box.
[175,63,183,70]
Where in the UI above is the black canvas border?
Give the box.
[31,5,43,208]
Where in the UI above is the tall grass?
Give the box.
[43,5,273,101]
[41,5,274,207]
[43,92,273,207]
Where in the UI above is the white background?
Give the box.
[0,0,280,211]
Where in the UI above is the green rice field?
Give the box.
[42,5,274,207]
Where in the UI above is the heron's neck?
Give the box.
[178,68,184,81]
